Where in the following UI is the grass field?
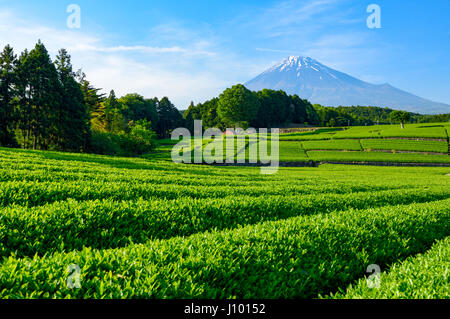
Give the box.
[0,147,449,298]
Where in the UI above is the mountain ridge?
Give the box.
[245,56,450,114]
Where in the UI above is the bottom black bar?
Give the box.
[1,299,447,317]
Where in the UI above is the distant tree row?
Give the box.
[312,105,449,127]
[413,113,450,123]
[183,84,320,132]
[0,41,183,155]
[182,84,449,133]
[89,90,183,137]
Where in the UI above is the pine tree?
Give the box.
[27,40,62,149]
[79,73,105,114]
[91,102,107,132]
[156,97,183,137]
[183,101,197,133]
[15,49,32,148]
[105,90,119,110]
[55,48,90,151]
[0,45,18,146]
[78,72,106,132]
[104,90,126,133]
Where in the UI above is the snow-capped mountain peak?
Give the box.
[270,56,319,73]
[245,56,450,114]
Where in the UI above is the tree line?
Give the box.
[182,84,449,132]
[313,105,450,127]
[0,41,183,155]
[183,84,320,132]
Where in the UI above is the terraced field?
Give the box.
[193,123,450,164]
[0,147,449,298]
[302,139,362,151]
[307,151,450,164]
[360,139,448,153]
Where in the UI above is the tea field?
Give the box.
[0,145,449,299]
[162,123,450,164]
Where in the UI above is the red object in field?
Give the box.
[224,130,235,135]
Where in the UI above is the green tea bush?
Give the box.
[302,139,362,151]
[330,237,450,299]
[361,139,448,153]
[307,151,450,163]
[0,200,448,298]
[1,187,448,258]
[0,147,449,299]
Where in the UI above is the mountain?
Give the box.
[245,56,450,114]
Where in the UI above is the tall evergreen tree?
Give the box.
[78,72,106,132]
[79,73,105,114]
[15,49,32,148]
[104,90,126,133]
[55,48,90,151]
[183,101,198,133]
[26,40,62,149]
[105,90,119,110]
[0,45,17,146]
[156,96,183,137]
[254,89,275,128]
[289,95,308,124]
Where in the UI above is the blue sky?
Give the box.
[0,0,449,108]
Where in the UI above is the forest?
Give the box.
[0,41,183,156]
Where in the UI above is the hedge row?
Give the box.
[0,177,421,207]
[2,187,449,258]
[0,199,448,298]
[330,237,449,299]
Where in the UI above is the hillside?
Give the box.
[245,56,450,114]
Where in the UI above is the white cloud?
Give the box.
[0,9,243,108]
[0,2,394,106]
[85,55,230,106]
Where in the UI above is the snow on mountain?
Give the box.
[245,56,450,114]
